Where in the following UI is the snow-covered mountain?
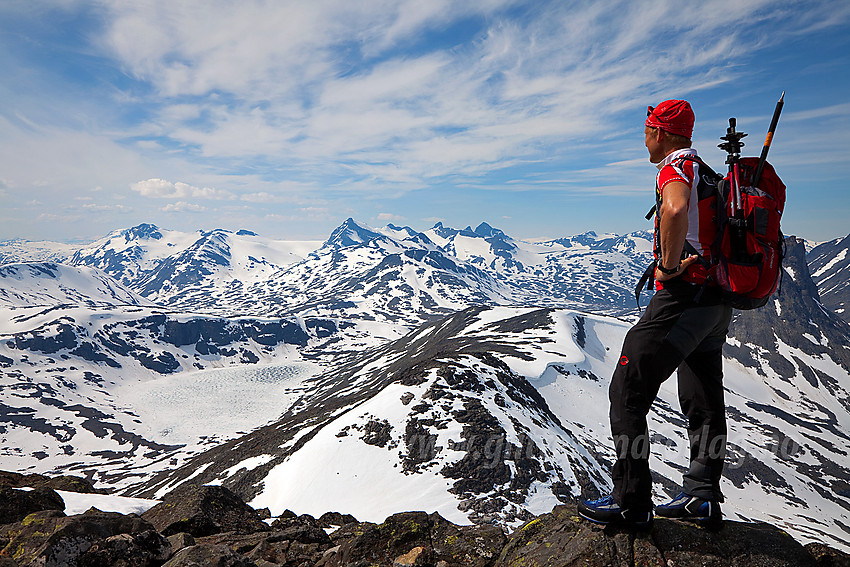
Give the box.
[6,222,848,327]
[2,220,849,554]
[809,234,850,324]
[0,263,151,309]
[239,219,518,326]
[0,239,80,264]
[69,223,321,307]
[69,223,202,287]
[423,222,653,314]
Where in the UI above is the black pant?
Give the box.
[609,281,732,510]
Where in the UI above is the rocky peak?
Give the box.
[123,223,163,242]
[430,221,459,240]
[809,232,850,324]
[474,222,504,239]
[324,218,385,248]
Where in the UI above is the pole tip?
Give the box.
[779,91,785,102]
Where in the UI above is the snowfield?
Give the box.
[114,362,321,445]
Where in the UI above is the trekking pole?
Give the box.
[718,118,747,260]
[752,91,785,188]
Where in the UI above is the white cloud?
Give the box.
[81,203,132,213]
[241,192,279,203]
[264,206,331,222]
[376,212,406,222]
[131,178,233,200]
[161,201,207,213]
[38,213,79,223]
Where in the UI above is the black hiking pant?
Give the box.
[610,279,732,511]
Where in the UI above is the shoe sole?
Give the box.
[578,510,653,529]
[656,513,722,528]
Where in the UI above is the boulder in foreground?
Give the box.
[141,484,268,537]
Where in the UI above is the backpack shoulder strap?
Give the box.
[674,154,723,181]
[643,154,721,229]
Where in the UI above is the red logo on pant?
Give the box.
[619,355,629,366]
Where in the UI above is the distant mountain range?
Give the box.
[1,220,849,552]
[8,219,655,323]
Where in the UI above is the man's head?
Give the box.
[645,99,694,163]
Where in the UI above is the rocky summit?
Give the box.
[2,472,849,567]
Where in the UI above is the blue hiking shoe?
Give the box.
[655,492,722,527]
[577,495,653,528]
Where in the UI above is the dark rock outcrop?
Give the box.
[77,529,171,566]
[0,470,101,494]
[809,233,850,324]
[141,484,268,537]
[321,510,506,567]
[0,485,65,524]
[318,511,358,528]
[806,542,850,567]
[2,471,849,566]
[1,508,157,566]
[495,503,835,567]
[166,532,195,555]
[162,543,257,567]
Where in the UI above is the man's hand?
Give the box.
[656,254,699,282]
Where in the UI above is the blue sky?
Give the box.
[1,0,848,244]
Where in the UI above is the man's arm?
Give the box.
[656,180,698,282]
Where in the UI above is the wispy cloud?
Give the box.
[93,0,811,185]
[131,179,234,200]
[376,213,406,222]
[1,0,848,241]
[81,203,132,213]
[162,201,207,213]
[75,0,843,193]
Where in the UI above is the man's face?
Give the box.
[645,126,664,164]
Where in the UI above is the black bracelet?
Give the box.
[657,263,680,275]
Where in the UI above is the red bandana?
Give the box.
[646,99,694,139]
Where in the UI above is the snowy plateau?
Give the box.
[1,220,849,553]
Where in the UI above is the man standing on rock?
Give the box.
[578,100,732,528]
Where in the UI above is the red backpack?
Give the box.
[713,156,786,309]
[637,154,786,310]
